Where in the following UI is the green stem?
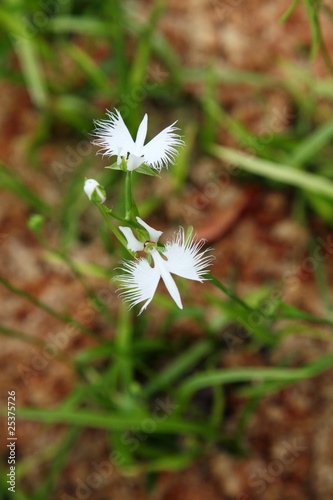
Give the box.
[125,170,133,218]
[0,275,102,342]
[280,0,301,22]
[106,208,140,227]
[115,302,133,395]
[36,233,116,326]
[207,273,254,313]
[97,203,132,253]
[0,324,45,347]
[125,171,139,220]
[271,307,333,328]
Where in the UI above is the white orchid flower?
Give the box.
[92,109,184,171]
[116,217,214,314]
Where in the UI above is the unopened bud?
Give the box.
[84,179,106,204]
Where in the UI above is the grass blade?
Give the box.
[16,407,210,436]
[289,117,333,166]
[210,145,333,200]
[0,163,51,215]
[0,275,101,341]
[142,340,213,397]
[177,352,333,399]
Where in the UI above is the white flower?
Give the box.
[92,109,184,171]
[116,217,214,314]
[84,179,106,204]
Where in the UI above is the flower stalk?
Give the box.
[124,171,138,221]
[96,204,133,254]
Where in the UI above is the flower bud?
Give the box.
[28,214,44,234]
[84,179,106,204]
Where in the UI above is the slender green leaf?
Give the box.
[178,353,333,398]
[0,163,51,215]
[16,407,210,436]
[280,0,301,22]
[129,0,165,88]
[142,340,213,397]
[48,16,110,35]
[211,145,333,200]
[289,117,333,166]
[0,275,101,341]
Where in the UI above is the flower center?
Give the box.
[144,241,158,254]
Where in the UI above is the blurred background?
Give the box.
[1,0,333,498]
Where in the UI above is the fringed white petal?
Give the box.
[92,109,135,158]
[115,224,213,313]
[141,121,184,171]
[136,217,163,243]
[151,250,183,309]
[92,110,183,171]
[116,258,161,315]
[163,228,214,281]
[119,226,144,252]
